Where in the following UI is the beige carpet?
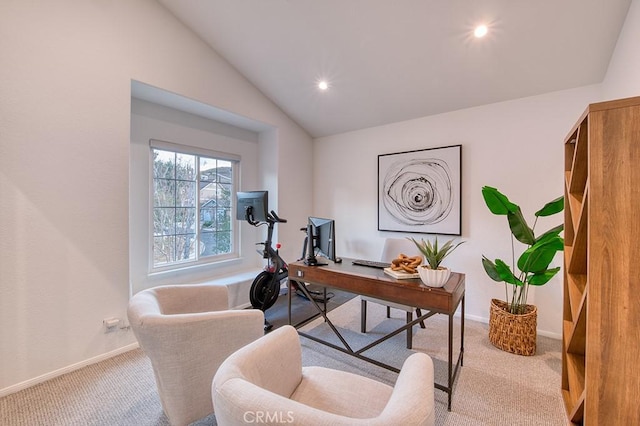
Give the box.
[0,296,566,425]
[300,296,566,425]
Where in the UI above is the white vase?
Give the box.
[418,266,451,288]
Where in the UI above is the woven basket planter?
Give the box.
[489,298,537,356]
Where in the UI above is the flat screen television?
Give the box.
[236,191,269,223]
[307,216,340,263]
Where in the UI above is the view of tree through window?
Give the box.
[152,148,234,268]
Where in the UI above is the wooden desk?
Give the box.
[288,258,465,410]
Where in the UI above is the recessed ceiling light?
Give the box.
[474,25,488,38]
[318,81,329,91]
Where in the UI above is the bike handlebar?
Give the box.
[269,210,287,223]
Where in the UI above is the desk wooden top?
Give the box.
[288,258,465,314]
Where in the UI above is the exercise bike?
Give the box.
[245,209,331,331]
[243,207,288,331]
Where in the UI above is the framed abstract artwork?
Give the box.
[378,144,462,235]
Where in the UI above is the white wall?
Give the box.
[602,0,640,98]
[313,86,602,337]
[311,0,640,340]
[0,0,312,393]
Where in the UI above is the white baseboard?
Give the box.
[462,312,488,324]
[463,312,561,340]
[234,301,253,309]
[538,329,562,340]
[0,342,140,398]
[383,300,563,340]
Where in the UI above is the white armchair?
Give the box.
[212,325,435,426]
[127,284,264,426]
[361,238,426,348]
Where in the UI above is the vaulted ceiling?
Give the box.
[158,0,631,138]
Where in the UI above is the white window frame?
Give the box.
[149,139,240,273]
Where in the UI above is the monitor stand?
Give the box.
[303,223,327,266]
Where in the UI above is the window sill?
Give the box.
[147,257,245,280]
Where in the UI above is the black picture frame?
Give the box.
[378,144,462,235]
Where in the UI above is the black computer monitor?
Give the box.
[236,191,269,223]
[308,216,340,263]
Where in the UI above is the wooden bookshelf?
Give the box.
[562,96,640,425]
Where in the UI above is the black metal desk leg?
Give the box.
[323,287,327,322]
[406,311,413,349]
[461,294,465,366]
[361,299,367,333]
[448,312,453,411]
[287,279,292,325]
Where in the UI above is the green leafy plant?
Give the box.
[409,236,465,269]
[481,186,564,314]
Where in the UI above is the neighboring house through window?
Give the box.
[150,139,239,270]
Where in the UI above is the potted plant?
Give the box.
[481,186,564,355]
[409,236,465,287]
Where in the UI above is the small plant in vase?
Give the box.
[409,237,465,287]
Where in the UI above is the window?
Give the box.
[150,140,238,270]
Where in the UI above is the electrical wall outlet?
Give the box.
[103,317,121,332]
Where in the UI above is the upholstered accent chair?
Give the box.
[361,238,426,348]
[212,325,435,426]
[127,284,264,426]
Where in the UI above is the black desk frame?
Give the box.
[287,269,464,410]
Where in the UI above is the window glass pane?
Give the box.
[175,234,196,261]
[154,235,175,265]
[200,157,217,182]
[175,208,196,234]
[217,183,232,207]
[200,208,215,230]
[154,179,175,207]
[215,231,232,255]
[200,229,217,257]
[217,208,232,231]
[153,150,175,178]
[217,160,233,184]
[200,182,216,206]
[176,153,196,180]
[176,181,196,207]
[154,208,175,236]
